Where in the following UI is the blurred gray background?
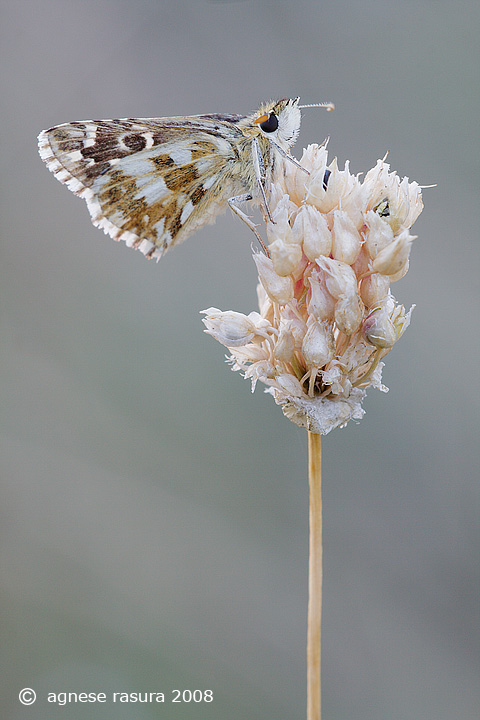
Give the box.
[1,1,479,718]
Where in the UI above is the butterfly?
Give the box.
[38,98,333,260]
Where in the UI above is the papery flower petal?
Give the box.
[369,361,389,393]
[274,322,296,362]
[331,210,362,265]
[391,303,414,340]
[387,177,423,233]
[337,182,368,230]
[364,160,424,234]
[307,157,360,214]
[302,319,335,369]
[307,270,336,321]
[284,144,329,203]
[202,308,258,347]
[337,336,375,377]
[253,251,294,304]
[387,258,410,283]
[243,360,276,392]
[292,204,332,261]
[315,256,358,298]
[350,246,371,278]
[269,237,303,276]
[270,373,306,398]
[372,229,412,276]
[362,306,398,348]
[299,143,330,175]
[396,177,423,229]
[229,344,270,365]
[256,281,273,320]
[281,307,308,349]
[321,364,352,396]
[364,210,395,259]
[268,183,298,217]
[266,200,293,246]
[360,273,391,308]
[334,292,364,335]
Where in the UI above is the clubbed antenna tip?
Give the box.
[298,102,335,112]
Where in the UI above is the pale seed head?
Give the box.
[203,147,424,434]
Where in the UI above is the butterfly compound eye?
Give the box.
[259,112,279,133]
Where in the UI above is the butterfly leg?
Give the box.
[268,138,310,175]
[251,137,275,225]
[228,194,269,256]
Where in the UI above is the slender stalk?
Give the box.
[307,431,322,720]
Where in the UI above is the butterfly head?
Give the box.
[252,97,302,152]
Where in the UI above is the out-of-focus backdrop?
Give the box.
[1,1,479,718]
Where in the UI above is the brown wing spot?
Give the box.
[151,154,175,170]
[163,165,199,192]
[190,141,220,160]
[99,169,138,209]
[123,133,147,151]
[103,183,123,203]
[51,128,85,153]
[190,185,206,206]
[167,208,183,238]
[151,129,185,145]
[81,130,130,164]
[84,161,111,182]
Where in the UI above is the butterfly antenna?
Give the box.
[298,102,335,112]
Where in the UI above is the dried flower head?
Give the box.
[202,145,423,434]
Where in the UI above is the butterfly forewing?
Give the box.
[39,116,247,258]
[38,99,310,259]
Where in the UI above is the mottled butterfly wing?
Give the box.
[38,116,247,259]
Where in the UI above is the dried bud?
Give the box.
[253,251,294,304]
[302,319,335,369]
[362,306,398,348]
[282,308,308,349]
[364,161,424,235]
[387,177,424,233]
[350,246,371,278]
[360,273,391,308]
[274,373,306,397]
[266,202,293,246]
[284,144,327,203]
[269,237,303,276]
[388,258,410,283]
[316,256,358,299]
[364,210,395,259]
[334,292,364,335]
[274,323,296,362]
[291,204,332,261]
[307,270,336,321]
[202,308,260,347]
[372,229,412,277]
[331,210,362,265]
